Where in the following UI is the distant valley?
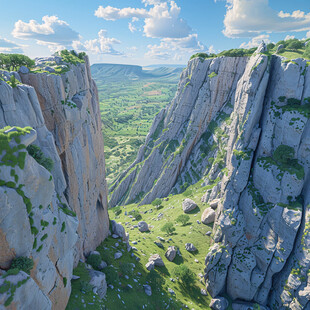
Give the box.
[91,63,184,185]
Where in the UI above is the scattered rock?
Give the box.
[154,241,164,249]
[197,220,201,224]
[89,250,101,256]
[111,220,126,240]
[44,66,56,73]
[185,243,197,252]
[132,241,138,244]
[168,288,176,295]
[201,208,216,225]
[206,231,212,236]
[114,252,123,259]
[145,261,155,271]
[165,246,177,262]
[157,236,165,242]
[276,44,284,53]
[182,198,198,213]
[18,66,30,74]
[88,270,107,299]
[138,221,149,232]
[195,259,199,263]
[210,199,220,210]
[99,261,107,269]
[112,234,119,239]
[143,285,152,296]
[148,254,165,266]
[201,289,208,296]
[209,297,229,310]
[72,275,80,280]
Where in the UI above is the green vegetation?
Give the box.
[151,198,162,206]
[57,50,86,65]
[10,257,34,275]
[68,180,213,310]
[92,65,181,186]
[161,222,175,235]
[257,145,304,181]
[26,144,54,172]
[176,214,190,226]
[208,72,217,79]
[172,265,195,286]
[86,254,102,270]
[0,53,34,71]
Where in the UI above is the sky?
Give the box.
[1,0,310,65]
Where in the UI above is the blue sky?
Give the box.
[1,0,310,65]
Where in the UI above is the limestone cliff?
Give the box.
[0,55,109,309]
[110,44,310,309]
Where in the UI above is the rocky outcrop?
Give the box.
[109,45,310,308]
[0,55,109,309]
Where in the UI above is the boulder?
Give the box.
[114,252,123,259]
[138,221,149,232]
[201,289,208,296]
[111,220,126,240]
[210,199,220,210]
[276,44,284,53]
[185,243,197,252]
[88,270,107,299]
[99,261,107,269]
[210,297,229,310]
[143,285,152,296]
[154,241,164,249]
[165,246,177,262]
[182,198,198,213]
[201,208,216,225]
[148,254,165,266]
[168,288,176,295]
[18,66,30,74]
[145,261,155,271]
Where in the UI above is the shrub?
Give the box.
[176,214,190,226]
[273,145,295,165]
[26,144,54,172]
[113,206,122,216]
[119,263,133,276]
[80,280,93,293]
[172,265,195,286]
[86,254,102,270]
[104,267,120,285]
[128,210,142,221]
[151,198,162,206]
[161,222,175,235]
[10,256,34,274]
[303,43,310,59]
[286,39,303,50]
[59,50,85,65]
[0,53,35,71]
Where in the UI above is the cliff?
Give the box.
[0,54,109,309]
[110,44,310,309]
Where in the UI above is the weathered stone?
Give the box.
[210,297,229,310]
[182,199,198,213]
[145,261,155,271]
[148,254,165,266]
[210,199,220,210]
[201,208,216,225]
[138,221,149,232]
[185,243,197,252]
[165,246,177,261]
[114,252,123,260]
[143,285,152,296]
[88,270,107,299]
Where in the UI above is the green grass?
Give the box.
[68,180,214,309]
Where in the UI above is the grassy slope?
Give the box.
[67,180,218,310]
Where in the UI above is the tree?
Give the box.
[161,222,175,235]
[151,198,162,206]
[172,265,195,286]
[303,43,310,60]
[0,53,34,71]
[176,214,190,226]
[286,39,303,50]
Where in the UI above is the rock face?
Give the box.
[182,198,198,213]
[109,49,310,308]
[0,55,109,309]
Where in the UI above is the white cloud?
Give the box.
[94,6,148,21]
[284,35,295,41]
[0,37,24,53]
[76,30,124,56]
[240,34,271,48]
[144,1,191,38]
[223,0,310,38]
[12,15,80,47]
[95,1,192,39]
[146,34,204,60]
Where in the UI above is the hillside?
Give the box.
[91,63,184,185]
[108,41,310,309]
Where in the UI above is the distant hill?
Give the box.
[91,63,184,82]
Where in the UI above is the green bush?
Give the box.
[0,53,35,71]
[286,39,304,50]
[172,265,195,286]
[119,263,133,276]
[86,254,102,270]
[59,50,85,65]
[176,214,190,226]
[26,144,54,172]
[128,210,142,221]
[303,43,310,59]
[161,222,175,235]
[80,280,93,293]
[104,267,120,284]
[273,145,295,165]
[10,256,34,274]
[151,198,162,206]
